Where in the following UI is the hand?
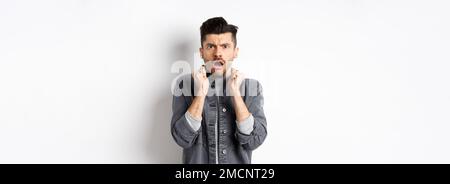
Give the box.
[192,65,209,97]
[229,68,245,96]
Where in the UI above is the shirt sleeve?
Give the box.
[236,114,255,135]
[185,111,202,131]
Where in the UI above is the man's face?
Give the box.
[200,32,239,77]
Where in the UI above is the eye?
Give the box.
[223,45,228,49]
[207,45,214,49]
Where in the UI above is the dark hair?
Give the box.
[200,17,238,47]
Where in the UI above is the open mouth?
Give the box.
[208,60,224,73]
[204,59,226,74]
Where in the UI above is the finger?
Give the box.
[194,68,202,79]
[203,65,207,73]
[201,65,206,72]
[231,68,237,76]
[197,67,204,77]
[201,66,206,76]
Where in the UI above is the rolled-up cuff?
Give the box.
[185,111,202,131]
[236,114,254,135]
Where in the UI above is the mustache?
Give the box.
[213,58,225,63]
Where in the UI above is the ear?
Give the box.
[233,47,239,59]
[199,47,204,59]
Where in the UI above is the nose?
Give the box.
[213,48,222,59]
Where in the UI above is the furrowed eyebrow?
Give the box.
[204,43,232,48]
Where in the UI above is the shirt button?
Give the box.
[222,130,226,134]
[222,149,227,154]
[222,108,227,112]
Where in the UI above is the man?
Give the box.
[171,17,267,164]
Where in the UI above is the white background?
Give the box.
[1,0,449,163]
